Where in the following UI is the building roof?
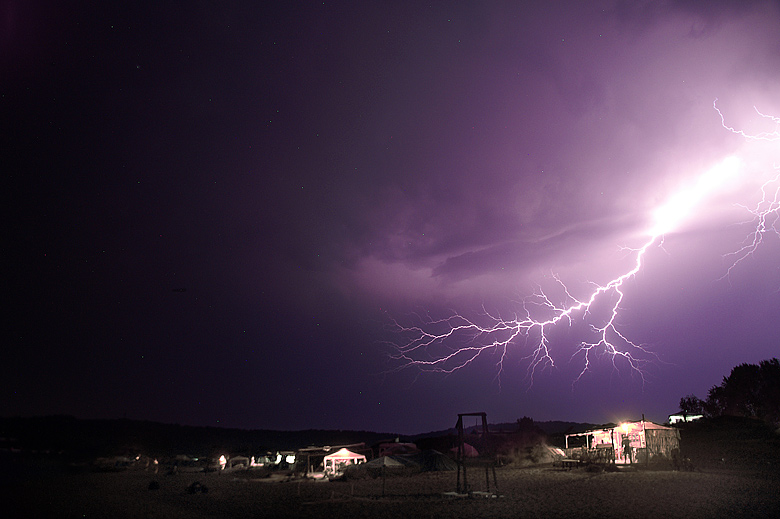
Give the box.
[566,420,675,437]
[641,421,676,430]
[323,448,366,462]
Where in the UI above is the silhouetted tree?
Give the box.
[704,384,725,418]
[705,358,780,425]
[679,394,704,417]
[516,416,535,431]
[756,358,780,425]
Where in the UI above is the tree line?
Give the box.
[679,358,780,426]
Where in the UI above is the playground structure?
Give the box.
[455,412,499,495]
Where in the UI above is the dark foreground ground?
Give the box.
[2,459,778,519]
[3,417,779,518]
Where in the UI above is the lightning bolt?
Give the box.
[721,175,780,281]
[389,155,742,387]
[388,101,777,387]
[714,99,780,142]
[714,100,780,282]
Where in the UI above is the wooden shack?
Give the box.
[564,420,680,464]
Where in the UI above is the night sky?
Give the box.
[5,1,780,435]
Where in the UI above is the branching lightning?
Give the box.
[388,101,779,387]
[720,175,780,281]
[714,99,780,142]
[714,100,780,282]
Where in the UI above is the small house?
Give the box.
[668,412,704,424]
[565,420,680,464]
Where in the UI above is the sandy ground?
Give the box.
[3,462,779,519]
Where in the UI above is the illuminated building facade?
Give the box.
[564,420,680,464]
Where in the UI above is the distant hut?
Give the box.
[565,420,680,464]
[668,411,704,425]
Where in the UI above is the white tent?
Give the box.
[323,448,366,477]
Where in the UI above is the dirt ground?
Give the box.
[4,461,779,519]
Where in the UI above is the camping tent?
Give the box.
[323,448,366,477]
[378,442,419,456]
[365,455,409,496]
[451,443,479,458]
[408,450,457,471]
[365,456,407,469]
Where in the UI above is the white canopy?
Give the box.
[323,448,366,476]
[324,447,366,463]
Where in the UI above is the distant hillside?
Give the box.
[0,416,402,460]
[410,420,596,441]
[509,420,598,435]
[0,416,603,461]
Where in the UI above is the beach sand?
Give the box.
[5,461,778,518]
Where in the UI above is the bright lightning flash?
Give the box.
[388,154,742,387]
[651,156,742,236]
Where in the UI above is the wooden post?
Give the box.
[456,415,466,494]
[610,429,615,464]
[456,412,497,494]
[481,414,489,493]
[642,415,648,466]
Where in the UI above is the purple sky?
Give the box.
[5,1,780,435]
